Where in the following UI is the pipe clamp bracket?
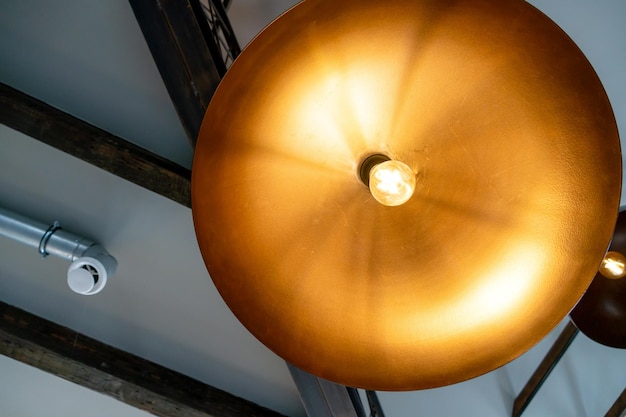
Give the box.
[39,221,62,258]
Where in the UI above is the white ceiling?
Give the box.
[0,1,625,416]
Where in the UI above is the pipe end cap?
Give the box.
[67,267,96,294]
[67,257,108,295]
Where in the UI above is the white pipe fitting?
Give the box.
[67,245,117,295]
[0,207,117,295]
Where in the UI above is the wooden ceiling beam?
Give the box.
[128,0,231,145]
[287,364,388,417]
[0,82,191,208]
[0,300,286,417]
[288,363,366,417]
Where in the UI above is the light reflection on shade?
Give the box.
[599,251,626,279]
[466,242,544,321]
[397,240,546,349]
[369,160,416,206]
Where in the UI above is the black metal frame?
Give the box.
[513,320,626,417]
[193,0,241,76]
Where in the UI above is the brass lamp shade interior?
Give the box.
[571,211,626,348]
[192,0,622,389]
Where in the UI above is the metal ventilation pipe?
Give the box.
[0,207,117,295]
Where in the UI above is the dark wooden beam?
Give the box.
[128,0,223,144]
[605,388,626,417]
[0,301,286,417]
[287,363,365,417]
[512,320,579,417]
[0,82,191,208]
[366,391,386,417]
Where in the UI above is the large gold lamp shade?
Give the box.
[192,0,621,389]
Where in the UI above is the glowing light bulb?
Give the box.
[369,160,416,206]
[598,251,626,279]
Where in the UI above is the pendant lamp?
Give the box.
[192,0,622,390]
[571,211,626,348]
